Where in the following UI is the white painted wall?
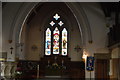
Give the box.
[80,3,109,79]
[2,3,23,61]
[81,3,109,56]
[111,47,120,58]
[25,22,42,60]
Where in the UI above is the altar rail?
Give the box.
[0,61,17,79]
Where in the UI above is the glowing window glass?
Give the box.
[62,28,67,56]
[45,13,68,56]
[45,28,51,55]
[53,27,60,54]
[53,13,60,20]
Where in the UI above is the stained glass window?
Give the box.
[45,13,68,56]
[53,27,60,54]
[62,28,67,56]
[45,28,51,55]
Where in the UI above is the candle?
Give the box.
[37,65,39,79]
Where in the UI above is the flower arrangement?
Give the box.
[52,62,58,66]
[14,67,23,79]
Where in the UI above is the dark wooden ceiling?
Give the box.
[100,2,120,17]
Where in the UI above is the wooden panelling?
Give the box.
[111,58,120,79]
[95,59,109,80]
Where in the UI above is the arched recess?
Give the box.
[23,2,83,60]
[9,2,92,59]
[39,6,73,58]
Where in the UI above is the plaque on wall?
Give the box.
[0,52,7,61]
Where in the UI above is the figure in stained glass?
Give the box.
[45,13,68,56]
[45,28,51,55]
[63,39,67,49]
[46,41,51,49]
[62,28,67,56]
[53,27,59,54]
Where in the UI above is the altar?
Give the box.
[40,55,70,76]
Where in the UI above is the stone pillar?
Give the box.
[1,62,6,77]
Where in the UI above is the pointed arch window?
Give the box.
[62,28,67,56]
[45,13,68,56]
[53,27,60,54]
[45,28,51,55]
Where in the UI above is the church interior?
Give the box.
[0,2,120,80]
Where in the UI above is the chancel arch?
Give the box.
[20,2,83,61]
[14,2,86,78]
[5,2,92,60]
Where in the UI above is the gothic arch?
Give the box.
[9,2,92,57]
